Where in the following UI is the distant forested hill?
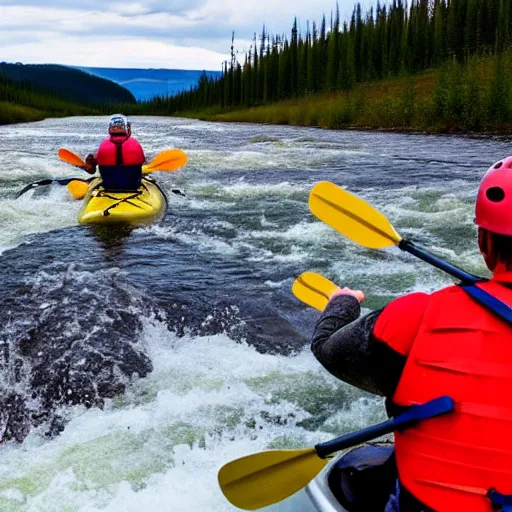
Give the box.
[0,63,135,106]
[0,71,99,125]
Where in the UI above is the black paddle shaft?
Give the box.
[314,396,454,459]
[398,240,480,284]
[16,177,96,198]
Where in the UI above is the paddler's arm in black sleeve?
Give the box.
[311,295,407,397]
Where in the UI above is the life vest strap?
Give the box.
[460,283,512,326]
[487,488,512,511]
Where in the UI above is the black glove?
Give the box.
[82,154,97,174]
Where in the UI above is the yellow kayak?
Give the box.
[78,177,168,225]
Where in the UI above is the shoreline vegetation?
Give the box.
[171,53,512,135]
[5,53,512,136]
[0,64,135,126]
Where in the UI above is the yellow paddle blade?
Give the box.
[292,272,340,311]
[309,182,402,249]
[143,149,187,174]
[67,180,89,200]
[218,448,327,510]
[58,148,85,168]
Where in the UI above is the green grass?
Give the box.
[0,102,47,125]
[175,73,444,132]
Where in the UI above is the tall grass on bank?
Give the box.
[0,102,47,125]
[0,83,98,125]
[0,73,117,125]
[176,53,512,134]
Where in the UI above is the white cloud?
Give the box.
[0,35,228,70]
[0,0,368,69]
[0,0,207,15]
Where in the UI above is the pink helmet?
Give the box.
[475,156,512,236]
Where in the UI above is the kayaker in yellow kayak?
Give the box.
[83,114,146,191]
[310,159,512,512]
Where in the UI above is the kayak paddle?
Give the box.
[292,272,340,311]
[218,396,454,510]
[58,148,188,175]
[16,177,94,199]
[309,181,480,284]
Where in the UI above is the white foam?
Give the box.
[0,319,374,511]
[244,220,337,245]
[0,117,497,512]
[0,191,79,254]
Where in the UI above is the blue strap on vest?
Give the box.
[314,396,454,458]
[459,283,512,326]
[488,489,512,512]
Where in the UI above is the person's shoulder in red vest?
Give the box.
[311,157,512,397]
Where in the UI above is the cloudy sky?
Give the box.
[0,0,366,70]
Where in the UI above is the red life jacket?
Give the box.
[390,279,512,512]
[95,135,145,190]
[96,135,145,167]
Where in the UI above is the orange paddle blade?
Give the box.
[58,149,85,168]
[143,150,187,174]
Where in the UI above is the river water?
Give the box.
[0,116,507,511]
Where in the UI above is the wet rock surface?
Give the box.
[0,226,312,443]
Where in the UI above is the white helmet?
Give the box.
[108,114,131,136]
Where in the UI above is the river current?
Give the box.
[0,116,507,511]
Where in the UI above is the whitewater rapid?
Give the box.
[0,116,506,510]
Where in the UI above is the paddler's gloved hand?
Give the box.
[329,287,365,303]
[82,154,97,174]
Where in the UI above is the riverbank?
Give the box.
[0,101,47,125]
[0,101,103,126]
[174,56,512,136]
[0,100,99,126]
[0,64,134,126]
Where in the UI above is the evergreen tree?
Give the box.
[465,0,479,57]
[299,30,309,96]
[496,0,511,51]
[290,19,299,96]
[389,0,405,75]
[354,4,365,81]
[434,0,446,63]
[307,22,318,92]
[326,6,340,90]
[319,15,327,90]
[253,34,259,103]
